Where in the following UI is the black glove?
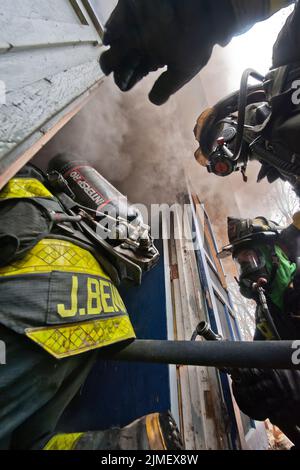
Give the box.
[232,368,300,425]
[284,282,300,320]
[100,0,235,105]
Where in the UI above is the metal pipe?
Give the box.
[99,340,300,370]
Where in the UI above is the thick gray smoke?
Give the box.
[34,70,275,250]
[35,74,195,206]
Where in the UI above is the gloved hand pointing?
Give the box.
[100,0,235,105]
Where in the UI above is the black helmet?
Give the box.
[218,216,282,259]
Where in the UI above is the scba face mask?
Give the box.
[234,245,270,299]
[235,243,297,307]
[234,247,267,278]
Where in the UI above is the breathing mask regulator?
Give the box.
[47,154,159,286]
[233,244,274,300]
[219,216,283,301]
[194,67,300,193]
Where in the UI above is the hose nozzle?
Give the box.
[191,321,223,342]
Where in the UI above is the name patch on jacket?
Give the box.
[47,272,127,325]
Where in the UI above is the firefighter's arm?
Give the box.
[273,0,300,67]
[100,0,295,105]
[232,368,300,426]
[284,276,300,319]
[231,1,294,34]
[0,166,56,267]
[0,199,51,267]
[280,212,300,318]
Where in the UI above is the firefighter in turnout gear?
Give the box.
[0,161,182,451]
[219,215,300,446]
[191,2,300,194]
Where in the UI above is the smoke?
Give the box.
[35,74,195,206]
[35,77,131,182]
[34,6,292,248]
[34,71,276,252]
[193,164,274,246]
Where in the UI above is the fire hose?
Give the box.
[98,338,300,370]
[98,333,300,447]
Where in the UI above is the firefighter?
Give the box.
[100,0,296,105]
[0,163,182,451]
[219,214,300,445]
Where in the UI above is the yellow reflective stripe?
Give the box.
[44,433,84,451]
[146,413,167,451]
[0,239,110,279]
[26,316,136,359]
[0,178,53,200]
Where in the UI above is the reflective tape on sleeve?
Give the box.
[44,433,84,451]
[0,239,110,279]
[26,316,136,359]
[0,178,53,200]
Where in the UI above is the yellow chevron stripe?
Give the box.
[44,433,84,450]
[26,316,135,359]
[0,178,53,200]
[0,239,110,279]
